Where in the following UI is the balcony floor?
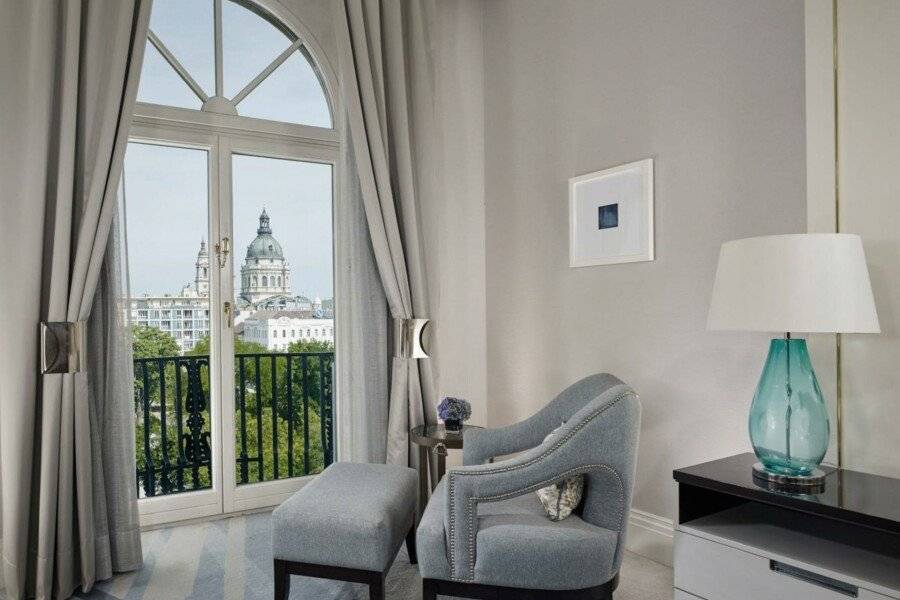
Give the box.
[59,512,672,599]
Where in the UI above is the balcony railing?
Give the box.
[134,352,335,498]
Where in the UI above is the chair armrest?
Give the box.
[462,374,628,465]
[462,423,546,466]
[445,387,637,582]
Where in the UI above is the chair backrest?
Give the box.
[533,373,627,432]
[540,374,641,571]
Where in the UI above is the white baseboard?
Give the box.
[625,508,674,567]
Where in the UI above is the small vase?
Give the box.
[444,419,462,433]
[749,338,829,477]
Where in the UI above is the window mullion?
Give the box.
[232,40,303,106]
[148,31,210,103]
[214,0,224,98]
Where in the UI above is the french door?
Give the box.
[127,119,338,526]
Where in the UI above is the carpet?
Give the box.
[2,512,672,599]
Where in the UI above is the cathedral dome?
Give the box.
[245,210,285,260]
[246,234,284,259]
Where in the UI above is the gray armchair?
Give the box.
[417,373,641,600]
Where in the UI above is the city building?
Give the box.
[129,240,210,352]
[240,310,334,351]
[129,213,333,353]
[233,210,334,335]
[238,209,292,305]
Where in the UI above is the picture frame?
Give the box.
[569,158,654,267]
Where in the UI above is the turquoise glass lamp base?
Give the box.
[749,337,830,481]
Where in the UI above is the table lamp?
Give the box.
[707,234,879,486]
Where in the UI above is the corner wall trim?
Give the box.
[625,509,674,567]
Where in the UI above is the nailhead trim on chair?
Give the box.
[446,390,634,582]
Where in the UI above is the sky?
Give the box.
[123,0,334,300]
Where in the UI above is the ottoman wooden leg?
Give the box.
[273,559,290,600]
[368,572,385,600]
[405,524,418,564]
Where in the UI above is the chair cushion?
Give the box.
[417,478,619,590]
[272,462,417,572]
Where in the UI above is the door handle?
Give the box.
[223,301,232,328]
[215,237,230,268]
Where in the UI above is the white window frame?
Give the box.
[130,0,342,526]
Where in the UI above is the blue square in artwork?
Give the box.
[598,203,619,229]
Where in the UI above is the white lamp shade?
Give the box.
[707,234,880,333]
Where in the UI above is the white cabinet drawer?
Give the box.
[675,531,890,600]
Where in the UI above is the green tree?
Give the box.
[187,334,268,356]
[133,327,214,496]
[132,325,180,416]
[132,325,180,358]
[287,339,334,354]
[133,330,336,497]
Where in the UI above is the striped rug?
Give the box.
[2,512,672,599]
[74,512,420,600]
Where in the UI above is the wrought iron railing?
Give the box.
[134,352,335,498]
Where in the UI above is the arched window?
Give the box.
[262,275,268,286]
[137,0,332,126]
[252,275,258,286]
[276,276,281,287]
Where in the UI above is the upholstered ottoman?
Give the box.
[271,462,418,600]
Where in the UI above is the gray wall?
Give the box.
[429,0,488,426]
[837,1,900,478]
[482,0,807,520]
[806,0,900,478]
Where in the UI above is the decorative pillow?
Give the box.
[536,426,585,521]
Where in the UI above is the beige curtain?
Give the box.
[334,118,392,464]
[0,2,151,598]
[335,0,440,466]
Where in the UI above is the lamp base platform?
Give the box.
[752,462,826,494]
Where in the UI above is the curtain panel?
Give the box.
[334,118,391,464]
[0,2,151,598]
[335,0,440,467]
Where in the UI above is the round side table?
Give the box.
[410,424,480,517]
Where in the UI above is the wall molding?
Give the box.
[625,508,674,567]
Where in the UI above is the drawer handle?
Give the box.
[770,561,858,597]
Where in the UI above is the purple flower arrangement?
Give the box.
[437,396,471,432]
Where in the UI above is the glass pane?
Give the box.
[230,154,334,484]
[223,0,294,99]
[237,51,332,127]
[148,0,215,96]
[137,43,203,109]
[122,143,213,498]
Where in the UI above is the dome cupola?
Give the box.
[257,209,272,234]
[240,208,291,304]
[246,209,285,259]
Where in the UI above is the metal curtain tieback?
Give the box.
[40,321,87,374]
[395,318,431,359]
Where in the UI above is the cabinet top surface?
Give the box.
[674,453,900,533]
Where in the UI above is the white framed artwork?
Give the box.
[569,158,654,267]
